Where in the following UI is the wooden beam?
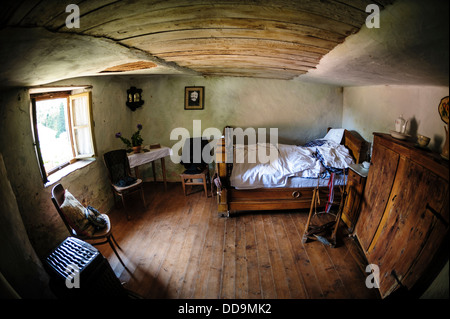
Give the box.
[119,28,340,51]
[51,1,367,33]
[130,38,331,56]
[159,50,321,65]
[90,18,348,43]
[166,54,317,69]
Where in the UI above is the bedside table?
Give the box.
[342,163,369,233]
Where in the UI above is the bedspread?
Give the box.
[230,140,354,189]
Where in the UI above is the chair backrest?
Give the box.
[51,183,76,236]
[103,149,131,184]
[180,137,211,169]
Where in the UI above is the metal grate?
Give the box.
[45,237,129,298]
[46,237,99,279]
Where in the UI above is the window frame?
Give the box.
[30,88,96,184]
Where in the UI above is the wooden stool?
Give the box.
[180,167,210,197]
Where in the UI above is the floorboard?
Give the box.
[97,182,380,299]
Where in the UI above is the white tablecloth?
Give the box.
[127,146,172,168]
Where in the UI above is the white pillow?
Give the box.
[323,128,345,144]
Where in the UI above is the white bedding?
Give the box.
[230,136,354,190]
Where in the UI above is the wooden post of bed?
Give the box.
[215,128,229,217]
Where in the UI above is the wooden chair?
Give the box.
[179,137,211,197]
[51,183,126,268]
[103,149,147,220]
[180,167,210,197]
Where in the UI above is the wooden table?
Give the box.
[128,146,172,190]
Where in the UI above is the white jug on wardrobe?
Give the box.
[395,115,408,134]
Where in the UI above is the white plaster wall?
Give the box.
[342,85,449,153]
[0,153,52,298]
[301,0,449,87]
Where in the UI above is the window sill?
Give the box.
[44,158,96,187]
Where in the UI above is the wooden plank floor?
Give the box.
[97,182,380,299]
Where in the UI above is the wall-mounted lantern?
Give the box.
[126,86,144,111]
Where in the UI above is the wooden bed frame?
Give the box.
[214,127,363,217]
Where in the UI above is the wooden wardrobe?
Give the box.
[354,133,449,298]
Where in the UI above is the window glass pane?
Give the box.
[35,98,72,172]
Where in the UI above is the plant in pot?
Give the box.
[115,124,144,153]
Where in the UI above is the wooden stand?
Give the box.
[302,176,347,248]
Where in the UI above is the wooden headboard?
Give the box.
[343,130,363,164]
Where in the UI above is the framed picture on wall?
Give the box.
[185,86,204,110]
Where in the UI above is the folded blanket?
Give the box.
[315,141,353,174]
[115,176,137,187]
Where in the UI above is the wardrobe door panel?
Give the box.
[402,182,449,290]
[366,158,448,297]
[356,141,399,251]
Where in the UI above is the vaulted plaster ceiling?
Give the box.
[0,0,448,88]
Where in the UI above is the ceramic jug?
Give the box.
[395,115,408,133]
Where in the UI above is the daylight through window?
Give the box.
[31,89,95,183]
[35,97,73,173]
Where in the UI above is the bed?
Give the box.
[214,127,364,217]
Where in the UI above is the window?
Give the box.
[69,92,96,158]
[30,89,96,184]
